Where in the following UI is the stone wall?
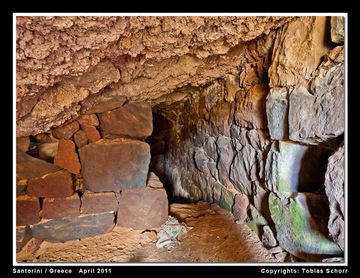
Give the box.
[16,103,168,250]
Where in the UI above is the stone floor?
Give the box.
[17,202,277,263]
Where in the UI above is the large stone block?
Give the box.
[54,139,81,174]
[269,192,342,260]
[117,187,168,230]
[30,212,115,242]
[288,61,344,145]
[81,192,118,214]
[324,145,345,251]
[266,87,288,140]
[16,196,40,226]
[79,139,150,192]
[41,195,80,219]
[27,170,74,198]
[16,148,60,179]
[265,141,331,193]
[99,102,153,139]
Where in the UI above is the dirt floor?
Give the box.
[17,202,278,263]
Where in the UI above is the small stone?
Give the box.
[16,179,27,196]
[99,102,153,139]
[81,191,118,214]
[54,139,81,174]
[81,124,101,143]
[52,121,79,140]
[16,195,40,226]
[73,130,88,148]
[38,142,58,162]
[78,114,99,126]
[16,137,30,152]
[31,212,115,242]
[41,195,80,219]
[147,172,164,189]
[79,138,150,192]
[27,170,74,198]
[117,187,168,230]
[232,193,249,224]
[261,225,278,248]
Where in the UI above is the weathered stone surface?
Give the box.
[265,141,331,194]
[216,135,234,187]
[38,142,58,162]
[269,192,342,260]
[234,84,268,129]
[27,170,74,198]
[194,148,209,174]
[246,205,268,237]
[232,193,249,224]
[16,225,32,252]
[262,225,278,249]
[16,196,40,226]
[269,16,330,87]
[34,133,53,143]
[79,138,150,192]
[81,192,118,214]
[30,212,115,242]
[81,124,101,143]
[54,139,81,174]
[16,148,61,179]
[77,114,99,126]
[17,61,120,137]
[51,121,79,140]
[81,94,127,114]
[41,195,80,219]
[16,137,30,152]
[266,87,288,140]
[99,102,153,139]
[331,16,344,44]
[324,145,345,251]
[73,130,88,148]
[146,172,164,189]
[117,187,168,230]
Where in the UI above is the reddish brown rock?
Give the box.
[16,137,30,152]
[38,142,58,162]
[147,172,164,189]
[17,148,61,179]
[81,192,118,214]
[54,139,81,174]
[81,95,127,114]
[16,195,40,226]
[52,121,79,140]
[27,170,74,198]
[232,193,249,224]
[81,124,101,143]
[78,114,99,126]
[73,130,88,148]
[99,102,153,139]
[41,195,80,219]
[79,139,150,192]
[117,187,168,230]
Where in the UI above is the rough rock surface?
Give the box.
[16,137,30,152]
[16,196,40,226]
[116,187,168,230]
[79,138,150,192]
[41,195,80,219]
[16,225,32,252]
[30,212,115,242]
[54,139,81,174]
[81,192,118,214]
[51,121,79,140]
[324,145,345,251]
[269,192,342,260]
[331,16,344,44]
[27,170,73,198]
[99,102,153,139]
[266,87,288,140]
[232,193,250,224]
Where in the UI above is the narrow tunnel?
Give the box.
[15,15,345,263]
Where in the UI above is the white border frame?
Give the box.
[13,12,348,267]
